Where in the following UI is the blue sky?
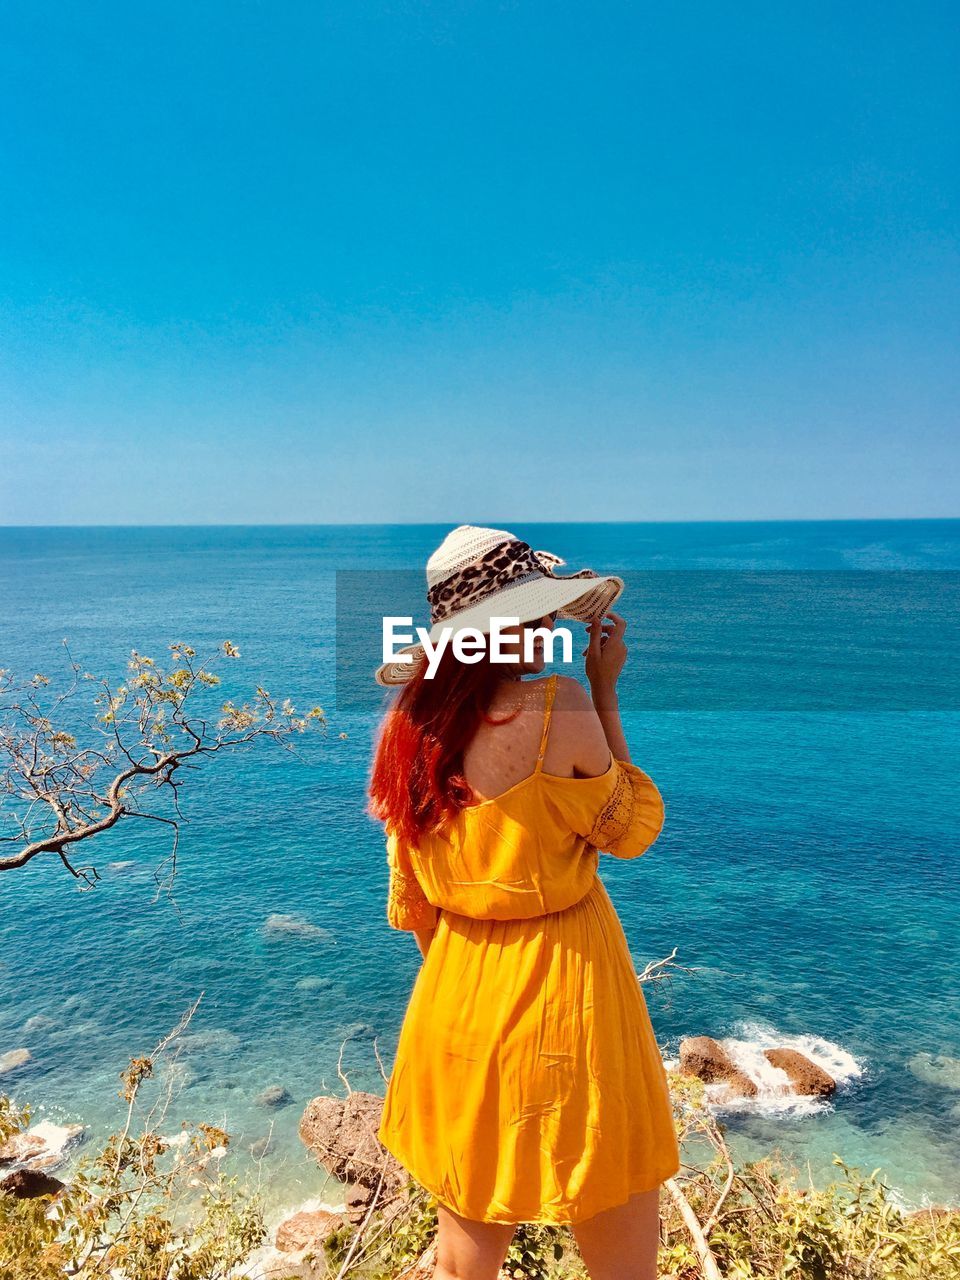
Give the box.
[1,1,957,523]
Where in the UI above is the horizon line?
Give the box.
[1,515,959,531]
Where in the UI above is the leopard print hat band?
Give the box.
[426,537,598,625]
[422,525,623,630]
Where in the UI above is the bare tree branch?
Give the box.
[0,639,326,886]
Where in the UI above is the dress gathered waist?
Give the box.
[434,872,600,926]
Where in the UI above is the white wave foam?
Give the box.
[664,1021,866,1118]
[262,1192,348,1234]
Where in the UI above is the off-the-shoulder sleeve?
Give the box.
[586,760,666,860]
[385,830,440,932]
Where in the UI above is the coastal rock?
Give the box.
[159,1059,197,1090]
[171,1028,241,1057]
[249,1135,274,1159]
[23,1015,55,1036]
[906,1052,960,1091]
[257,1084,293,1109]
[336,1021,377,1043]
[0,1048,31,1076]
[296,976,334,992]
[763,1047,836,1097]
[0,1167,65,1199]
[264,913,336,944]
[343,1182,379,1223]
[905,1206,957,1222]
[0,1120,85,1172]
[275,1207,345,1254]
[299,1091,406,1197]
[679,1036,758,1098]
[47,1020,99,1049]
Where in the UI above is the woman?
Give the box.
[368,525,681,1280]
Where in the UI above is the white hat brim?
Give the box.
[374,572,624,686]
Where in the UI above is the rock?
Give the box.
[0,1048,31,1076]
[296,976,334,992]
[906,1052,960,1091]
[336,1022,376,1043]
[47,1020,99,1048]
[299,1092,406,1197]
[0,1167,65,1199]
[275,1208,345,1254]
[161,1131,192,1151]
[0,1121,85,1172]
[763,1047,836,1097]
[679,1036,758,1098]
[257,1085,292,1109]
[264,914,336,944]
[170,1028,241,1056]
[159,1060,196,1090]
[23,1015,55,1036]
[249,1135,274,1159]
[343,1182,378,1224]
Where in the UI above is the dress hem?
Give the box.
[378,1129,681,1227]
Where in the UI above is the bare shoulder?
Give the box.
[553,674,595,711]
[547,675,613,777]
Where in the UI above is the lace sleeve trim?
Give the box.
[587,764,634,850]
[386,842,439,931]
[586,761,665,858]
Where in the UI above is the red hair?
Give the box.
[368,646,518,847]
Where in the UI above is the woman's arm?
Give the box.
[592,686,630,764]
[585,612,631,763]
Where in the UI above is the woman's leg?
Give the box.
[433,1201,517,1280]
[570,1185,662,1280]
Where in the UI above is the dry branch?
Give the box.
[0,638,325,889]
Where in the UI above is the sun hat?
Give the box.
[375,524,625,686]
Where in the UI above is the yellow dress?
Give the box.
[377,674,681,1226]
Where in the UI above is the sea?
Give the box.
[1,521,958,1227]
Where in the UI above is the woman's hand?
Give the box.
[584,611,628,699]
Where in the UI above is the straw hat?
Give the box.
[375,524,624,686]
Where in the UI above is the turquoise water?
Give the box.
[1,521,959,1223]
